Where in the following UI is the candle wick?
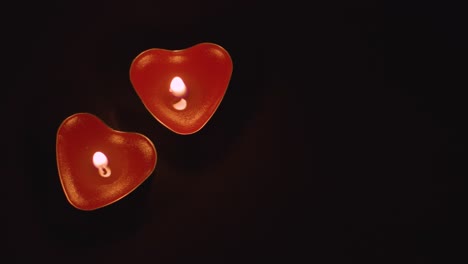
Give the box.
[99,166,112,177]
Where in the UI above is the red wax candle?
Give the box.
[130,42,233,135]
[56,113,157,210]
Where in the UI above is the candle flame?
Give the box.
[169,76,187,97]
[169,76,188,110]
[93,151,111,177]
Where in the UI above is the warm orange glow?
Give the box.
[93,151,111,177]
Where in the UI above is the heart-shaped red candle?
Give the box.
[56,113,157,210]
[130,42,233,135]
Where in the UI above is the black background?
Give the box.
[5,1,466,263]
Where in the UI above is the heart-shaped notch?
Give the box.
[130,42,233,135]
[56,113,157,210]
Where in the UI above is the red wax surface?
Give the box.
[56,113,157,210]
[130,42,233,135]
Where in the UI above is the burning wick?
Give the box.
[169,76,188,110]
[93,151,111,177]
